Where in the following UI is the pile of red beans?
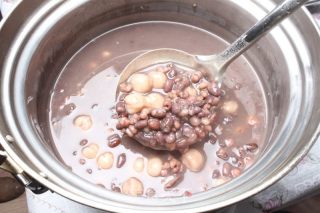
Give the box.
[115,64,222,152]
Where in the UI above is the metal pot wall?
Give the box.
[1,0,320,212]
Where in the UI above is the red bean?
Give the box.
[230,156,238,164]
[161,116,174,133]
[212,169,220,179]
[222,162,232,177]
[125,128,134,137]
[188,105,201,116]
[209,134,217,144]
[204,125,213,132]
[164,174,183,190]
[116,102,126,114]
[79,159,86,165]
[198,81,208,89]
[208,82,221,97]
[164,79,174,92]
[179,108,189,117]
[237,159,246,169]
[116,117,130,130]
[119,94,127,101]
[176,137,188,148]
[116,153,126,168]
[175,76,190,90]
[182,125,195,138]
[201,117,210,125]
[195,126,206,139]
[148,119,161,130]
[129,125,138,134]
[189,116,201,126]
[200,90,209,98]
[198,109,210,117]
[218,140,227,148]
[173,119,181,129]
[208,113,217,124]
[119,82,133,93]
[80,139,88,146]
[169,158,183,173]
[167,69,176,79]
[190,71,202,83]
[175,130,183,139]
[177,98,188,105]
[171,103,181,115]
[238,147,246,158]
[194,99,206,107]
[184,191,193,197]
[206,95,220,106]
[161,169,169,177]
[107,134,121,148]
[163,98,172,110]
[111,183,121,193]
[244,143,258,152]
[155,131,165,144]
[139,108,150,120]
[165,133,176,144]
[178,91,189,98]
[145,188,156,197]
[134,120,148,129]
[128,114,140,126]
[216,148,229,160]
[231,168,241,177]
[111,114,119,122]
[187,133,198,144]
[151,108,167,118]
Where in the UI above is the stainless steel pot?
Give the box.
[1,0,320,212]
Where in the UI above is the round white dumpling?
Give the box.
[181,148,205,172]
[129,73,153,93]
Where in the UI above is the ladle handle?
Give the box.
[217,0,308,72]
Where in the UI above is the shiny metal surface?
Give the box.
[120,0,307,84]
[306,0,320,7]
[0,0,320,212]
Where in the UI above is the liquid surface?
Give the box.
[49,22,267,197]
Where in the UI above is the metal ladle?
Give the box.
[118,0,307,87]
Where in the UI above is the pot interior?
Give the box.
[28,0,281,160]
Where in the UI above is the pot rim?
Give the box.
[1,0,320,212]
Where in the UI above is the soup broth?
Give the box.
[49,21,267,197]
